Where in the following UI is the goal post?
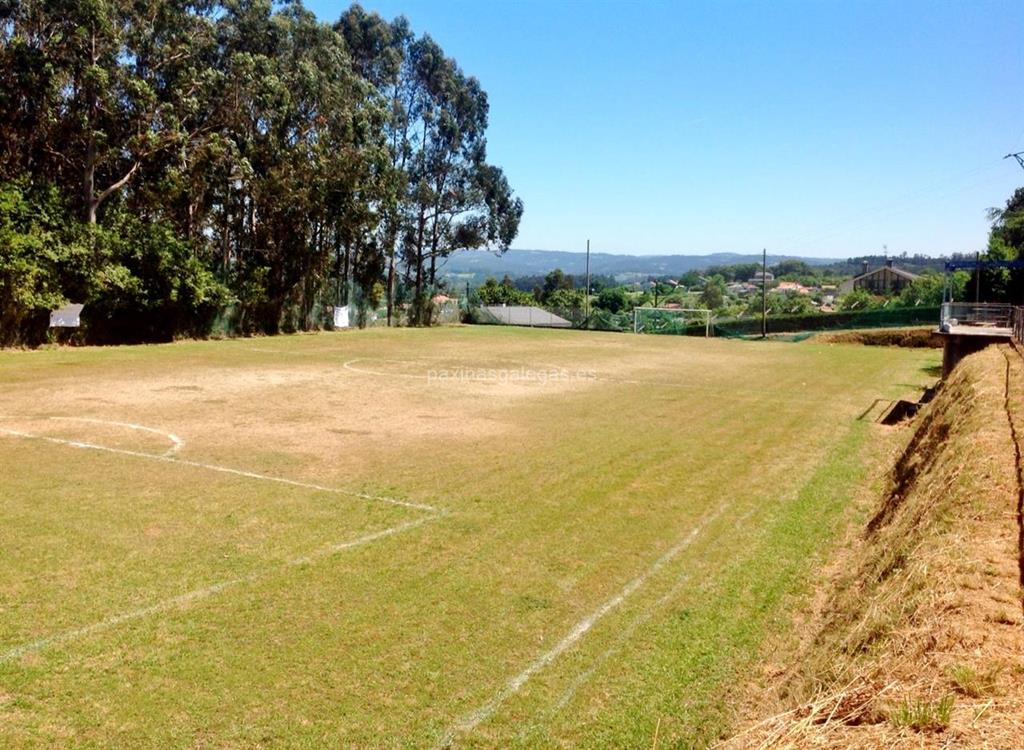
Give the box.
[632,307,712,337]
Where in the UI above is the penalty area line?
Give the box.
[0,427,439,513]
[46,416,185,456]
[434,503,729,749]
[0,516,434,663]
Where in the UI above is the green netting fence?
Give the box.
[466,304,631,332]
[210,284,464,336]
[467,302,941,340]
[701,305,941,339]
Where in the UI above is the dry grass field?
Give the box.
[0,326,939,748]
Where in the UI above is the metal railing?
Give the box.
[939,302,1013,330]
[1012,306,1024,345]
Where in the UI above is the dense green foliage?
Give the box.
[0,179,226,344]
[595,286,629,313]
[988,187,1024,257]
[544,287,585,310]
[898,271,966,307]
[0,1,522,344]
[505,270,616,296]
[970,186,1024,302]
[699,275,726,310]
[0,181,71,344]
[475,275,534,306]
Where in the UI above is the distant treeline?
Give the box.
[470,255,955,295]
[0,2,522,345]
[820,254,949,275]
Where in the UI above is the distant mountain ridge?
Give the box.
[440,248,834,279]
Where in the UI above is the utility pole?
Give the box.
[975,251,981,303]
[585,239,591,321]
[761,248,768,339]
[1005,152,1024,172]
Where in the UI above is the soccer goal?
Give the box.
[632,307,712,336]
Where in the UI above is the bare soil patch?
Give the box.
[817,327,942,348]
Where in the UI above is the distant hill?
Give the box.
[440,248,834,281]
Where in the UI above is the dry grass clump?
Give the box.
[947,663,1001,698]
[719,346,1024,749]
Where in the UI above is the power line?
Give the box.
[780,164,1008,252]
[1005,151,1024,172]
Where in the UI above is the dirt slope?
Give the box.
[816,328,942,348]
[722,345,1024,748]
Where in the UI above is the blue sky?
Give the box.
[306,0,1023,258]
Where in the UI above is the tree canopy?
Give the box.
[0,0,522,343]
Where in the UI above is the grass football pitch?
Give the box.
[0,326,939,747]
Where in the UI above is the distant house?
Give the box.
[775,281,810,295]
[840,260,919,294]
[749,270,774,287]
[727,282,758,296]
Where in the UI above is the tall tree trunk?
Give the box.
[342,236,351,306]
[414,207,426,312]
[84,29,99,224]
[386,237,396,327]
[85,137,98,224]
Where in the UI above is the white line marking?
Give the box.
[0,517,433,662]
[343,357,430,379]
[546,506,759,718]
[435,504,728,748]
[0,427,439,513]
[549,573,694,714]
[47,416,185,456]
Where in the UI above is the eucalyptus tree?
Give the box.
[0,0,522,341]
[209,0,392,331]
[337,5,522,325]
[336,4,411,324]
[399,35,522,322]
[0,1,204,223]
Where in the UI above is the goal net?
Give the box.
[632,307,712,336]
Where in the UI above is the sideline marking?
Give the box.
[47,416,185,456]
[0,516,433,663]
[544,507,759,719]
[0,427,440,513]
[435,504,728,748]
